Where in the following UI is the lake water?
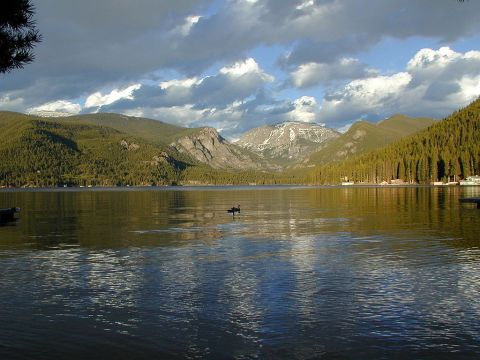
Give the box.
[1,186,480,359]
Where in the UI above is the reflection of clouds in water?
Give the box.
[220,267,262,342]
[152,247,204,356]
[219,244,263,344]
[155,248,200,323]
[289,235,318,321]
[456,249,480,322]
[22,249,145,335]
[347,241,480,351]
[353,254,417,337]
[31,250,88,307]
[86,250,143,309]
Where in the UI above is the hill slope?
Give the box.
[63,113,186,145]
[307,115,436,165]
[0,112,190,187]
[307,100,480,184]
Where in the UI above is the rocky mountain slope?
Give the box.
[170,127,271,170]
[307,115,436,165]
[235,121,340,164]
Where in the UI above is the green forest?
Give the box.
[0,98,479,187]
[306,99,480,184]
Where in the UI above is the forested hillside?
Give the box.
[0,112,191,187]
[307,115,435,165]
[306,99,480,184]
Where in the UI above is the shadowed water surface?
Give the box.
[1,186,480,359]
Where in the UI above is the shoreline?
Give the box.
[0,183,466,192]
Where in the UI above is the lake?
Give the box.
[1,186,480,359]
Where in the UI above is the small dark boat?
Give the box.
[227,205,240,216]
[0,207,20,222]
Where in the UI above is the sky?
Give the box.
[1,0,480,139]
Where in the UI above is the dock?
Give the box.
[0,207,20,221]
[459,198,480,209]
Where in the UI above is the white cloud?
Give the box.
[296,1,314,11]
[179,15,201,36]
[319,47,480,125]
[290,58,376,88]
[319,72,413,123]
[159,77,199,90]
[287,96,319,123]
[27,100,82,115]
[108,58,275,110]
[407,46,461,70]
[458,74,480,102]
[85,84,141,109]
[220,58,274,82]
[149,105,206,127]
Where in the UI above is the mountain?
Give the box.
[0,111,278,188]
[235,121,340,164]
[307,115,436,165]
[170,127,274,170]
[0,112,189,187]
[64,113,269,171]
[308,99,480,184]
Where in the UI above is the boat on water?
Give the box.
[459,175,480,186]
[0,207,20,222]
[341,181,354,186]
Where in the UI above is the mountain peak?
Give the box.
[235,121,339,164]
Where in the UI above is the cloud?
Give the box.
[290,58,377,88]
[219,58,272,79]
[0,95,25,112]
[102,58,274,111]
[2,1,480,137]
[85,84,142,109]
[281,1,480,67]
[287,96,319,123]
[6,0,478,99]
[318,47,480,126]
[319,73,412,123]
[27,100,82,115]
[177,15,202,36]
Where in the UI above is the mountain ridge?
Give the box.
[0,109,448,187]
[307,115,436,165]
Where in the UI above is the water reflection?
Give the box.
[1,186,480,358]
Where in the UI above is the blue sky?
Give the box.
[1,0,480,139]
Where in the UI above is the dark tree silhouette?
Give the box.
[0,0,41,73]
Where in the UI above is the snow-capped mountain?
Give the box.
[235,121,340,164]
